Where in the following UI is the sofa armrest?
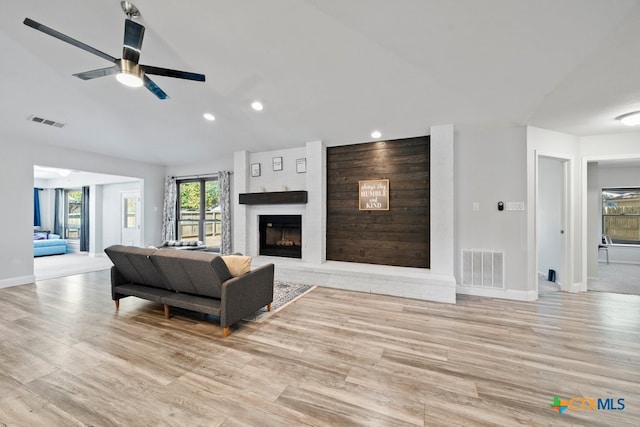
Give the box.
[220,263,274,328]
[111,266,128,301]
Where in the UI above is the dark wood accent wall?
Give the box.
[326,136,430,268]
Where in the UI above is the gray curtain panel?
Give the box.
[53,188,64,236]
[161,176,177,242]
[80,186,90,251]
[218,170,232,254]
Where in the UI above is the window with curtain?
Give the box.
[602,188,640,245]
[177,178,220,249]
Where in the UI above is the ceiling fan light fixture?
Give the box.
[616,111,640,126]
[116,59,143,87]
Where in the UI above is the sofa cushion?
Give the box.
[105,245,168,289]
[150,250,232,298]
[221,255,252,276]
[33,239,67,248]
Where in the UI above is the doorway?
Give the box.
[585,158,640,295]
[536,154,570,296]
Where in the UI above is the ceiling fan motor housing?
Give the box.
[116,59,143,87]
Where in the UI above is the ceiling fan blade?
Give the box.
[142,65,205,82]
[144,75,169,100]
[23,18,117,64]
[73,66,117,80]
[122,19,145,63]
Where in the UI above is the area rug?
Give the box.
[244,281,316,322]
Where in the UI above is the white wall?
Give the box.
[0,138,165,288]
[455,125,530,298]
[537,157,563,280]
[248,147,307,193]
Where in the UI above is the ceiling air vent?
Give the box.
[27,115,66,129]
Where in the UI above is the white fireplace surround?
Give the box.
[233,126,456,304]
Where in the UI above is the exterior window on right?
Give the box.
[602,188,640,245]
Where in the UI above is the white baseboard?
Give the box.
[603,260,640,266]
[0,275,35,289]
[568,282,586,293]
[456,285,538,301]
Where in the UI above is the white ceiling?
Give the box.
[3,0,640,167]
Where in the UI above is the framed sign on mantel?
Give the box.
[272,156,283,171]
[359,179,389,210]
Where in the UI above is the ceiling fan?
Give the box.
[23,1,205,100]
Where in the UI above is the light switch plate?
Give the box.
[505,202,525,211]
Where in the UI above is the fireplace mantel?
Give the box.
[239,191,308,205]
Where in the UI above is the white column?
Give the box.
[89,184,103,257]
[304,140,326,264]
[430,124,455,278]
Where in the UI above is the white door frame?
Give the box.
[533,150,574,294]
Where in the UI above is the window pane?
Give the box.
[603,188,640,244]
[179,182,201,220]
[205,180,219,212]
[66,190,82,239]
[124,197,137,228]
[178,221,199,241]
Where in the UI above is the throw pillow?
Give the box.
[221,255,252,276]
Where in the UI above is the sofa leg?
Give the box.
[267,303,272,312]
[223,326,230,337]
[114,299,119,309]
[164,304,170,319]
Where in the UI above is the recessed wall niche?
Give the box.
[326,136,430,268]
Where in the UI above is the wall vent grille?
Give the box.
[27,115,66,128]
[462,249,504,288]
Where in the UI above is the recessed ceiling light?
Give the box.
[616,111,640,126]
[251,101,264,111]
[371,130,382,139]
[203,113,215,121]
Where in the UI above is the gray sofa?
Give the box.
[104,245,274,337]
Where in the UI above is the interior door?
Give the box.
[121,191,141,246]
[537,156,568,292]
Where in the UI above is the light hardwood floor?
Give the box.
[1,270,638,426]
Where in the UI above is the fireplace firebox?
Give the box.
[259,215,302,258]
